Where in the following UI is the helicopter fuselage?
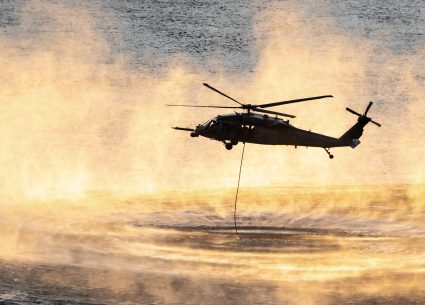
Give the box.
[169,83,380,158]
[192,112,358,149]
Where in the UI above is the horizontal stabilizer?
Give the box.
[350,139,361,149]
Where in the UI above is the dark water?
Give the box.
[1,0,423,72]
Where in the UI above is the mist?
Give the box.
[0,1,422,201]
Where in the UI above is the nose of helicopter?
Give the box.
[190,125,203,137]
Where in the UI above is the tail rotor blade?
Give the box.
[364,101,373,115]
[346,107,362,117]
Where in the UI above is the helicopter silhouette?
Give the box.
[167,83,381,159]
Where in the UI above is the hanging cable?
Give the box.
[234,142,245,239]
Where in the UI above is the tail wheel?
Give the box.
[225,143,233,150]
[324,148,334,159]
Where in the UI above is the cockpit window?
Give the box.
[204,119,217,129]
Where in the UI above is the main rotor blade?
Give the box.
[253,108,296,118]
[346,107,362,116]
[364,101,373,115]
[371,120,381,127]
[166,104,240,109]
[257,95,333,109]
[203,83,244,106]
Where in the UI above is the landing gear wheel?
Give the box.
[323,148,334,159]
[225,143,233,150]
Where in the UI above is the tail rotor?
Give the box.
[346,101,381,127]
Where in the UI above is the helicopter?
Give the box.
[167,83,381,159]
